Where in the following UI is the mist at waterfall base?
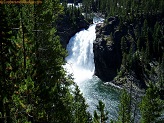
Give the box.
[64,18,120,120]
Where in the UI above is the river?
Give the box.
[65,18,120,121]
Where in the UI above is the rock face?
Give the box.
[56,14,89,48]
[93,17,122,81]
[94,13,164,96]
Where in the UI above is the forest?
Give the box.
[0,0,164,123]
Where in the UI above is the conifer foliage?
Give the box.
[0,1,90,123]
[117,90,131,123]
[140,84,164,123]
[93,100,108,123]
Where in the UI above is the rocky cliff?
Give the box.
[93,13,164,94]
[93,17,122,81]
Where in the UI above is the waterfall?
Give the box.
[64,18,120,120]
[65,17,104,83]
[65,24,96,83]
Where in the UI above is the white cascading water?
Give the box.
[65,24,96,83]
[65,17,104,83]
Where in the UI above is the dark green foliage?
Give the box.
[82,0,164,18]
[93,100,108,123]
[0,5,18,123]
[121,36,128,53]
[115,89,132,123]
[0,1,91,123]
[73,85,91,123]
[63,1,84,25]
[140,84,164,123]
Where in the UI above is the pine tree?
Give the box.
[145,37,150,63]
[140,84,164,123]
[8,4,37,122]
[116,89,132,123]
[142,19,148,37]
[121,36,128,53]
[153,22,161,58]
[73,85,90,123]
[93,100,108,123]
[0,4,20,123]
